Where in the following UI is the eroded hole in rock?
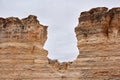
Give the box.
[0,1,120,79]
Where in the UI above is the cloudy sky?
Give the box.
[0,0,120,62]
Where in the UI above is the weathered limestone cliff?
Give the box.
[46,7,120,80]
[1,7,120,80]
[0,15,77,80]
[73,7,120,80]
[0,15,55,79]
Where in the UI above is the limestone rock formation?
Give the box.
[48,59,72,71]
[0,15,77,80]
[0,15,55,80]
[1,7,120,80]
[73,7,120,80]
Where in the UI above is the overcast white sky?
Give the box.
[0,0,120,62]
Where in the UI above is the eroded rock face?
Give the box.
[74,7,120,80]
[75,7,120,44]
[0,15,77,80]
[1,7,120,80]
[0,15,47,46]
[48,59,72,71]
[0,15,55,79]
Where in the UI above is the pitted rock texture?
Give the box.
[75,7,120,43]
[0,15,78,80]
[1,7,120,80]
[0,15,47,46]
[0,15,59,80]
[74,7,120,80]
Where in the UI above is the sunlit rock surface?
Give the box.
[0,15,74,80]
[0,7,120,80]
[73,7,120,80]
[0,15,57,79]
[48,7,120,80]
